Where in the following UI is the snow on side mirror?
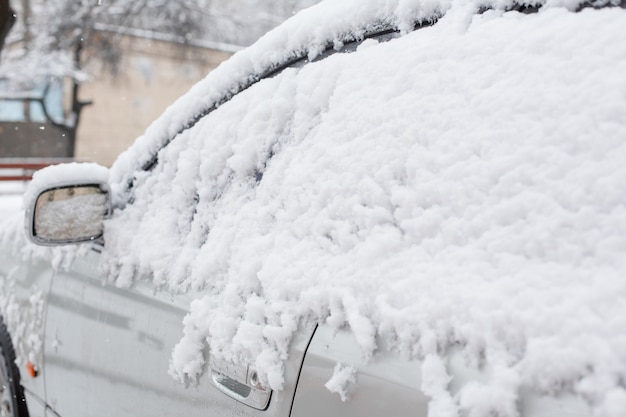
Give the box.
[24,163,111,246]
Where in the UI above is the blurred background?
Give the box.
[0,0,319,167]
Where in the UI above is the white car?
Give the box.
[1,1,626,416]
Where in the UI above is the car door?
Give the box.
[38,21,410,416]
[41,64,316,417]
[42,247,219,417]
[291,325,594,417]
[291,324,430,417]
[43,242,315,417]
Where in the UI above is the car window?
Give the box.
[105,65,301,286]
[121,28,412,198]
[105,23,422,289]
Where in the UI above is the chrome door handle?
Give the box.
[210,357,272,410]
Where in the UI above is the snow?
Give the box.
[325,363,357,402]
[23,162,109,212]
[421,355,458,417]
[99,1,626,414]
[107,0,455,193]
[102,1,626,414]
[0,276,45,369]
[0,183,24,217]
[3,0,626,416]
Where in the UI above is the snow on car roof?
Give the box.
[110,0,603,197]
[2,0,625,415]
[109,0,447,193]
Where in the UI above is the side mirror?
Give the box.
[24,163,111,246]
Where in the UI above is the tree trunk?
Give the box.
[0,0,15,59]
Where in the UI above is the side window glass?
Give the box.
[105,68,299,287]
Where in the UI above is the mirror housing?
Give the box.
[24,163,111,246]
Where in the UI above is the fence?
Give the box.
[0,159,72,183]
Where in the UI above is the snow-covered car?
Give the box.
[2,0,626,416]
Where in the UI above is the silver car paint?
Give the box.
[292,325,430,417]
[38,247,315,417]
[292,324,592,417]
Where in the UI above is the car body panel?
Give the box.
[23,390,47,417]
[293,324,593,417]
[292,325,429,417]
[41,248,316,417]
[43,249,214,416]
[0,244,51,404]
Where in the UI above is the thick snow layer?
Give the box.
[109,0,616,197]
[23,162,109,212]
[98,1,626,414]
[109,0,448,191]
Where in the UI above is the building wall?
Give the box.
[75,36,233,167]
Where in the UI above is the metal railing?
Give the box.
[0,159,72,181]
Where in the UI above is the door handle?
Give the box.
[210,357,272,410]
